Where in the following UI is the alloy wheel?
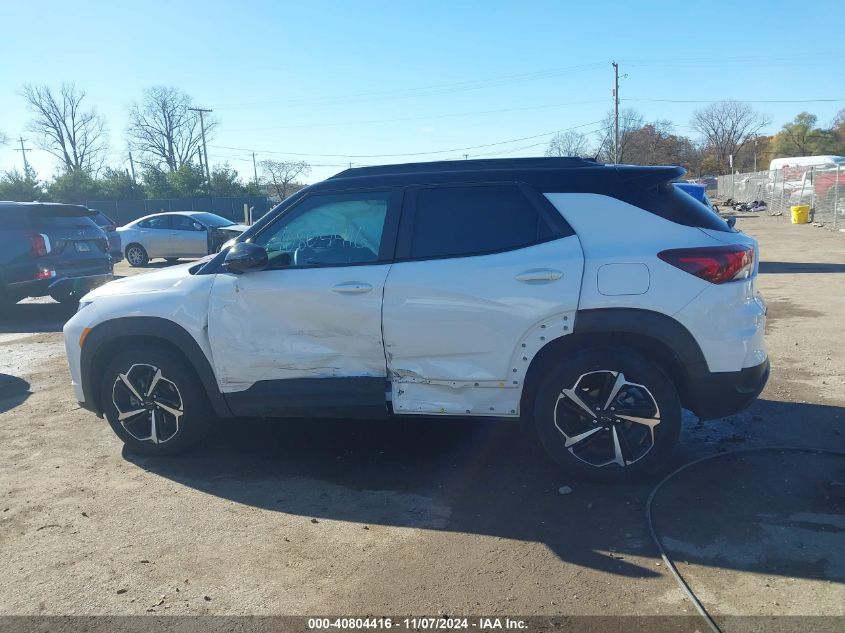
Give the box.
[112,363,184,444]
[553,370,660,468]
[126,246,145,266]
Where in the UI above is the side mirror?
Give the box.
[222,242,268,274]
[726,216,737,229]
[193,222,205,231]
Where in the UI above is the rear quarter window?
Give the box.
[618,183,733,232]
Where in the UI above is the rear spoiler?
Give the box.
[614,165,687,188]
[27,204,95,218]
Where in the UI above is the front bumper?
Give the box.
[687,358,770,421]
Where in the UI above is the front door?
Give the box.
[207,189,401,417]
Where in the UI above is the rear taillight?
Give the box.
[29,233,51,257]
[658,245,755,284]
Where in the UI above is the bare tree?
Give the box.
[545,130,591,157]
[0,131,8,146]
[261,160,311,200]
[594,108,644,163]
[21,83,108,172]
[127,87,214,172]
[690,101,769,173]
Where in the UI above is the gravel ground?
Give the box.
[0,214,843,624]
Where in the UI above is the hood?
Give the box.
[83,258,212,300]
[215,223,249,232]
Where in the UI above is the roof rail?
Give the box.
[329,157,602,179]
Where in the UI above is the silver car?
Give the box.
[117,212,249,267]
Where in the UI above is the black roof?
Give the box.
[310,157,685,194]
[0,201,93,216]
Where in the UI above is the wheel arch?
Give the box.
[81,316,232,418]
[520,308,708,421]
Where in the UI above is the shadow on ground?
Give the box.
[0,373,31,413]
[0,300,77,334]
[124,398,845,583]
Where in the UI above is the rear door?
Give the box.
[382,182,584,417]
[136,215,172,257]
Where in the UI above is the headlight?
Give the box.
[77,300,94,313]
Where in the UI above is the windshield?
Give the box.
[191,212,235,228]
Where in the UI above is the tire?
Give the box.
[0,287,18,318]
[125,244,149,267]
[100,346,211,455]
[532,347,681,483]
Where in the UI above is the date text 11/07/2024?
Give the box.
[307,617,528,630]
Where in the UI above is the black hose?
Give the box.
[645,446,845,633]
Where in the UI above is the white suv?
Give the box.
[63,158,769,482]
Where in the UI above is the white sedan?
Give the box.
[117,211,249,266]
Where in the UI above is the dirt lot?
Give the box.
[0,214,843,626]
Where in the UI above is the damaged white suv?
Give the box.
[63,158,769,481]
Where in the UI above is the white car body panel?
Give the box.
[544,192,766,373]
[63,263,216,401]
[206,265,392,391]
[382,236,583,416]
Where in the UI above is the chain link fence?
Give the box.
[717,163,845,227]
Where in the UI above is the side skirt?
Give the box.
[223,377,389,419]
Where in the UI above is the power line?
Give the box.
[225,98,608,133]
[210,120,604,159]
[623,97,845,104]
[214,62,607,111]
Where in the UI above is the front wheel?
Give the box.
[125,244,149,267]
[533,348,681,483]
[100,347,211,455]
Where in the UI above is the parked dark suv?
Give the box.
[0,202,114,314]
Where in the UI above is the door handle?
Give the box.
[331,281,373,294]
[515,268,563,282]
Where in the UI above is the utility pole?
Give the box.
[188,107,213,191]
[252,152,259,189]
[15,137,32,173]
[612,62,620,164]
[128,151,137,184]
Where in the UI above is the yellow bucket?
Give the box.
[791,205,810,224]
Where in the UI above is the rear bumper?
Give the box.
[687,358,770,421]
[10,272,113,301]
[48,273,114,300]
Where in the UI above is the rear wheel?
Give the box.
[125,244,149,267]
[533,348,681,483]
[100,347,211,455]
[0,287,18,318]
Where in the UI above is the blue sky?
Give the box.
[0,0,842,183]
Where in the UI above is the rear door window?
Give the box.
[138,216,171,230]
[408,184,554,260]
